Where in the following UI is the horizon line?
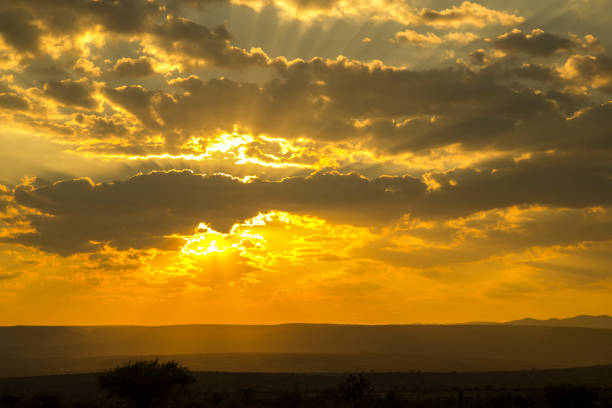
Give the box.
[1,314,610,328]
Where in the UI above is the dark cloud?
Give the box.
[112,57,156,77]
[44,79,98,109]
[87,116,130,138]
[512,63,560,82]
[8,171,422,255]
[494,29,575,57]
[7,47,610,159]
[163,0,229,10]
[22,55,71,80]
[136,62,442,124]
[0,8,40,53]
[168,75,204,92]
[469,49,488,66]
[476,60,589,113]
[100,58,585,154]
[0,93,30,110]
[7,152,612,255]
[5,0,266,69]
[268,58,609,153]
[425,153,612,218]
[102,85,161,128]
[79,0,160,34]
[6,1,602,159]
[283,0,338,10]
[12,0,159,35]
[150,19,270,67]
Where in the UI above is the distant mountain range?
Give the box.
[1,320,612,377]
[468,315,612,329]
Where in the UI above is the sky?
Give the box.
[0,0,611,325]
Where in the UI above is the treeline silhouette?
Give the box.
[1,360,611,408]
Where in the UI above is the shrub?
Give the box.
[97,359,195,408]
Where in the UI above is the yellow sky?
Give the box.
[0,0,611,325]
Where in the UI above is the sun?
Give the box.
[179,223,234,256]
[176,220,267,257]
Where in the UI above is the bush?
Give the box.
[333,374,374,407]
[0,393,21,408]
[98,359,195,408]
[544,384,600,408]
[28,394,60,408]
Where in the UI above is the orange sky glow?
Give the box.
[0,0,611,325]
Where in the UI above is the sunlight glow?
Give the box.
[96,132,318,169]
[173,210,372,264]
[177,221,266,257]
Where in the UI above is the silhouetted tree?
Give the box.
[97,359,195,408]
[0,393,20,408]
[381,391,404,408]
[333,374,374,407]
[544,384,600,408]
[274,390,303,408]
[28,394,60,408]
[240,388,256,405]
[208,392,223,407]
[487,393,530,408]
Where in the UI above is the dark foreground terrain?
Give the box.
[1,365,611,408]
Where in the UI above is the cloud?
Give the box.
[102,84,162,129]
[444,32,479,45]
[559,53,612,92]
[43,78,98,109]
[393,30,442,47]
[112,57,156,77]
[12,0,159,36]
[224,0,525,30]
[7,153,612,255]
[5,44,610,165]
[167,75,205,92]
[2,1,589,161]
[361,205,612,271]
[106,58,543,137]
[0,93,29,110]
[512,63,560,82]
[145,18,270,68]
[424,153,612,218]
[74,57,102,77]
[0,8,41,53]
[6,171,420,254]
[15,53,579,161]
[469,49,489,65]
[0,184,12,213]
[6,0,268,70]
[414,1,524,28]
[494,29,575,57]
[393,30,479,47]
